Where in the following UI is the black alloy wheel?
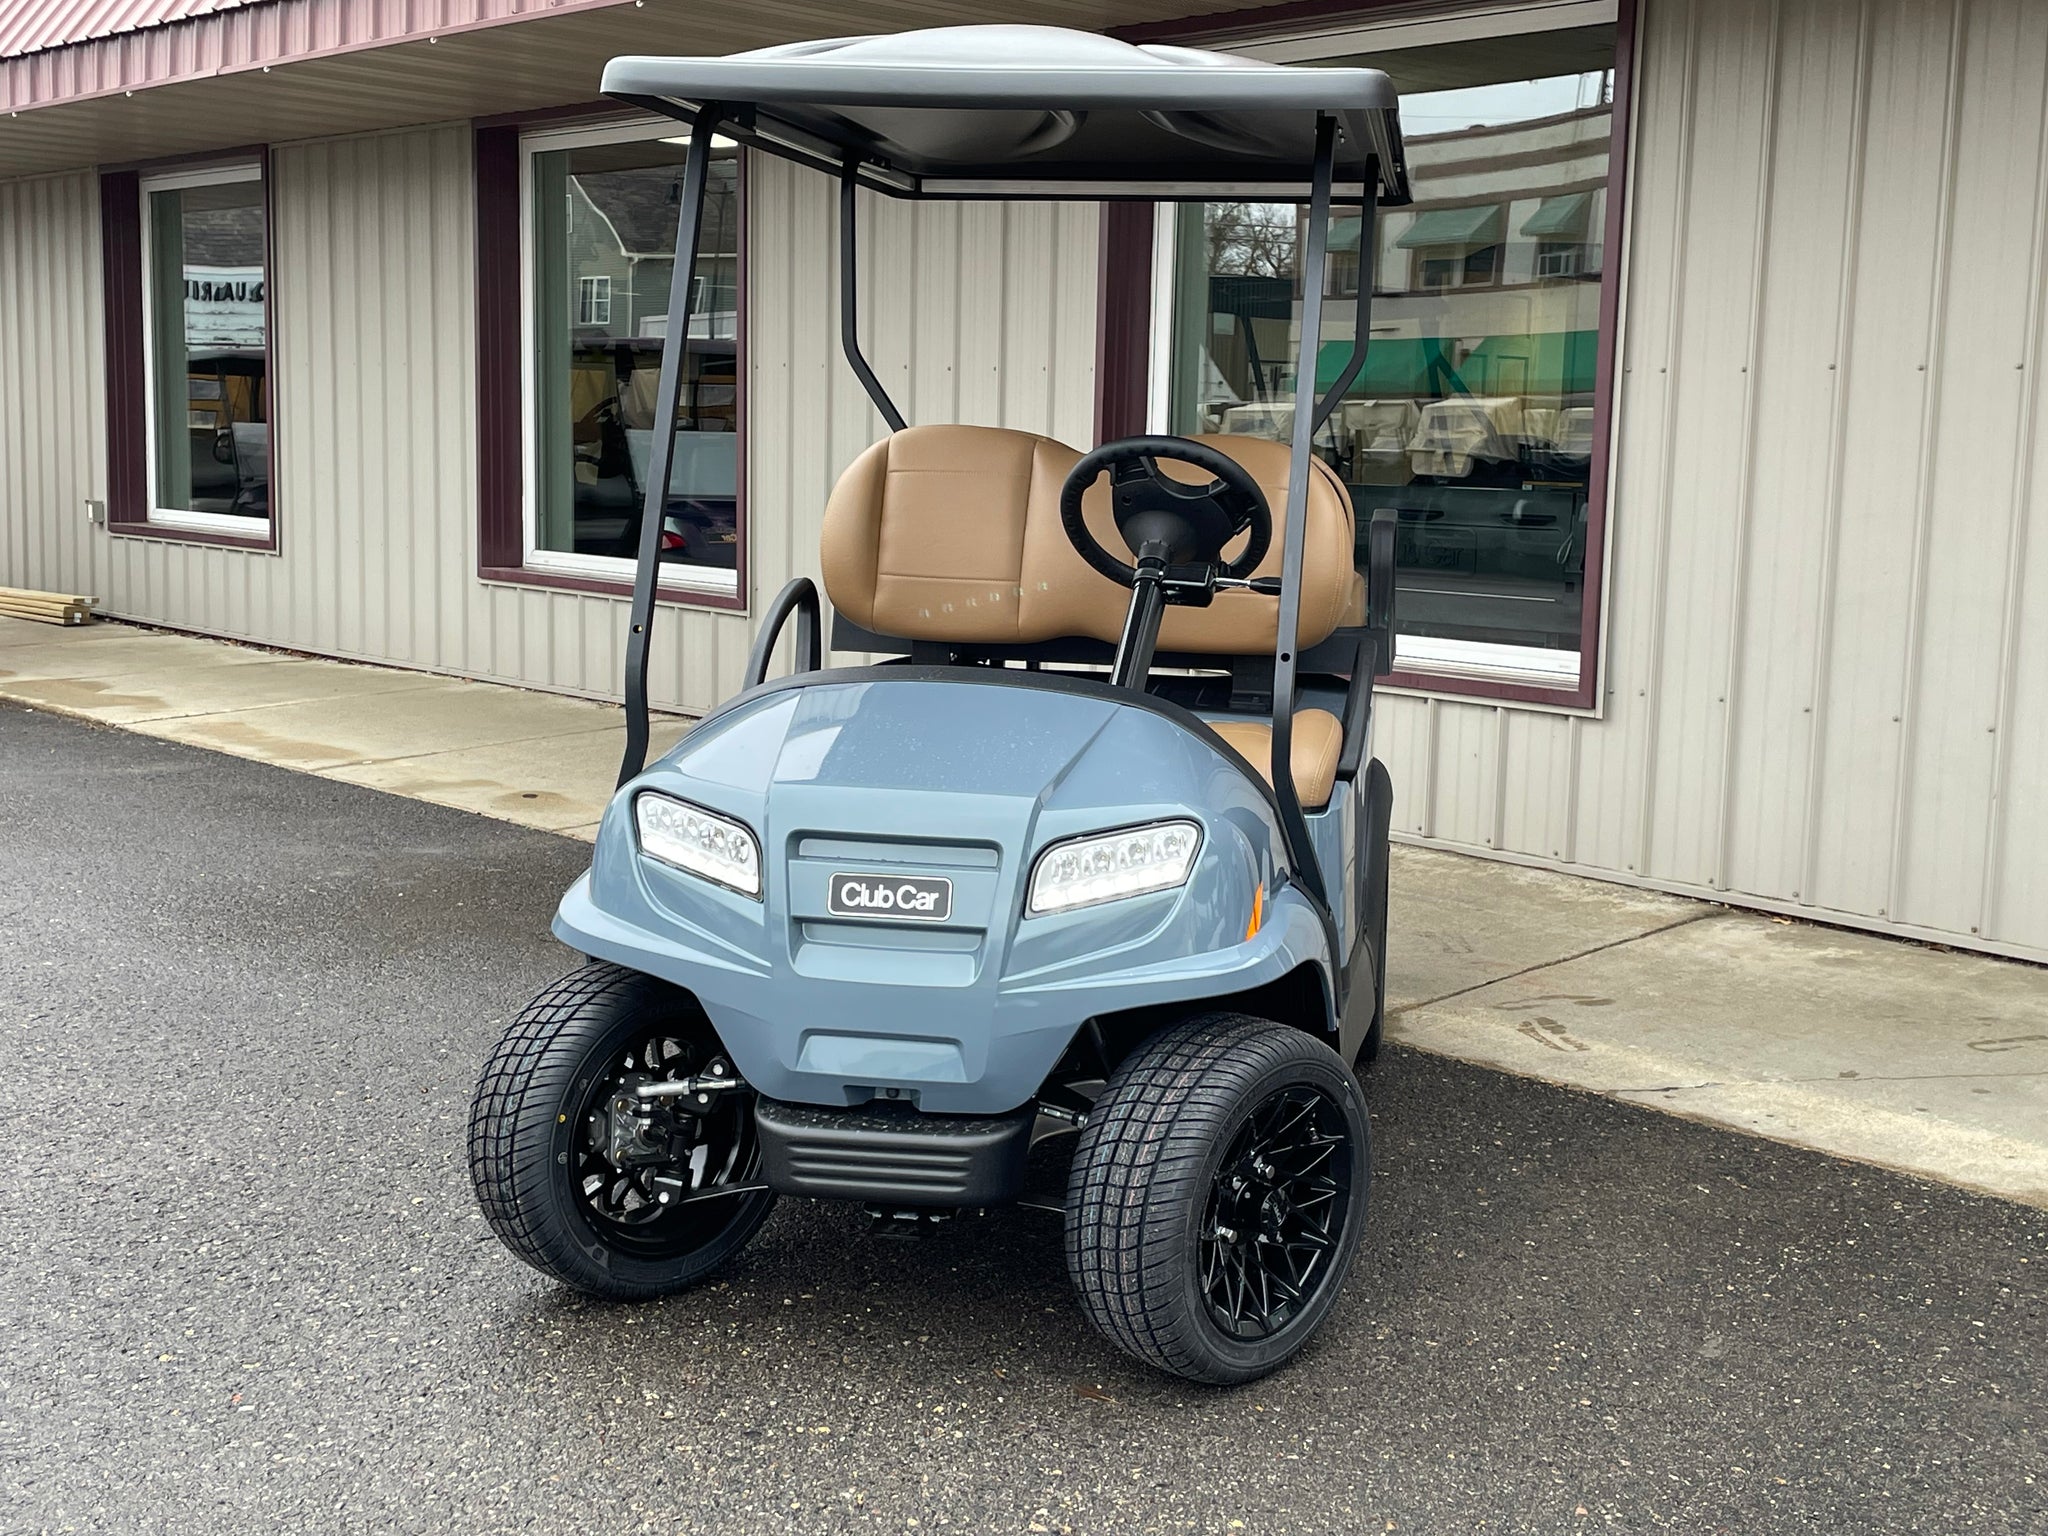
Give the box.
[1198,1085,1354,1340]
[567,1021,761,1262]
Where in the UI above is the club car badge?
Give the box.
[828,872,953,922]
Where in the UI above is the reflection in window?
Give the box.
[143,166,269,525]
[529,130,741,577]
[1168,25,1616,682]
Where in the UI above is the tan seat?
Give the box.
[1208,709,1345,809]
[822,424,1363,655]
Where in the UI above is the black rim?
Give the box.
[568,1024,763,1261]
[1198,1084,1354,1341]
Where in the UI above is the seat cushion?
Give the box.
[1207,708,1345,809]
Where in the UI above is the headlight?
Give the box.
[1026,819,1201,916]
[634,793,762,898]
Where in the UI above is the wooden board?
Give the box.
[0,594,92,624]
[0,584,96,608]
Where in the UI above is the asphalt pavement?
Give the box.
[2,701,2042,1536]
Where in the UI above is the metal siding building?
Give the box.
[0,135,1099,712]
[2,0,2045,963]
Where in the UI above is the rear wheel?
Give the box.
[1064,1013,1370,1384]
[467,961,774,1299]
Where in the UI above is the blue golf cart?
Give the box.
[468,23,1410,1384]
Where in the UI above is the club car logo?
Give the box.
[828,872,953,923]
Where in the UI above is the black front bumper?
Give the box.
[754,1098,1036,1207]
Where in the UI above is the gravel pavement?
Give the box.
[2,702,2042,1535]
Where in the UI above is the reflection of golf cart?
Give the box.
[468,24,1408,1384]
[183,349,268,518]
[566,337,739,564]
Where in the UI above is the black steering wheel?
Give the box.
[1058,436,1272,589]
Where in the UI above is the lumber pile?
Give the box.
[0,585,98,627]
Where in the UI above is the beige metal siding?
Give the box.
[0,171,101,606]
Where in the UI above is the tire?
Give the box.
[1064,1012,1371,1384]
[468,960,775,1300]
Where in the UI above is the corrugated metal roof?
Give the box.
[0,0,270,61]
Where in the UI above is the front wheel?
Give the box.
[467,961,775,1299]
[1064,1013,1370,1384]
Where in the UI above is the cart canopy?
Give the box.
[603,24,1408,203]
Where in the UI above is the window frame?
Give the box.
[1108,0,1637,712]
[575,273,613,327]
[99,147,280,552]
[138,160,272,540]
[471,112,747,609]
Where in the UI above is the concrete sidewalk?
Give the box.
[4,613,2044,1207]
[0,616,687,837]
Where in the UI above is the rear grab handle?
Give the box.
[743,576,823,690]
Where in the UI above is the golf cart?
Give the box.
[469,24,1409,1384]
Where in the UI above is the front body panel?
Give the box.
[555,673,1336,1114]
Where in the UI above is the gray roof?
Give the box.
[602,25,1407,203]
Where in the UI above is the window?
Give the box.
[134,161,272,537]
[1156,8,1624,697]
[1536,241,1585,279]
[519,119,742,594]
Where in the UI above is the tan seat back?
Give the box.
[821,425,1362,655]
[821,424,1079,645]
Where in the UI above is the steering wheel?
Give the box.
[1058,436,1272,589]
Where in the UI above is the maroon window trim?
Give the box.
[1098,0,1638,711]
[474,118,749,614]
[101,148,280,552]
[1093,201,1156,443]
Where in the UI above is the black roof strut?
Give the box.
[618,105,721,788]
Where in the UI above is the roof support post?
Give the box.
[618,107,720,788]
[839,167,908,432]
[1311,172,1378,434]
[1268,112,1338,909]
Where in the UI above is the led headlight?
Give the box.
[1027,819,1202,916]
[634,793,762,898]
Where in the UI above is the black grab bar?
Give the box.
[743,576,822,690]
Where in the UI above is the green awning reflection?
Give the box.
[1520,192,1592,239]
[1394,204,1504,249]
